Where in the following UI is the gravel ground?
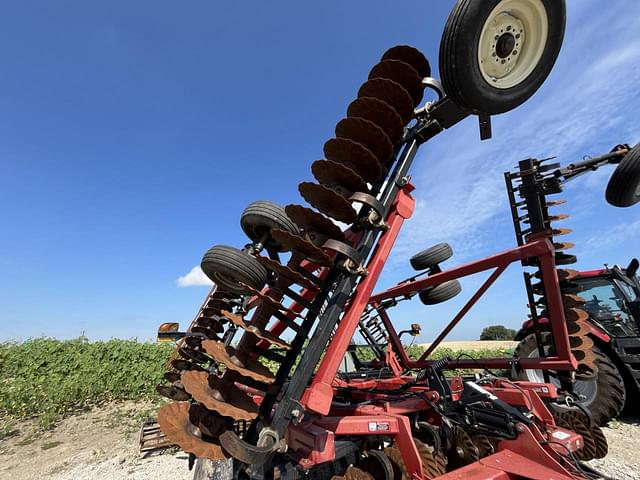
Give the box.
[1,403,638,479]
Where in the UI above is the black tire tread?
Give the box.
[419,280,462,305]
[606,144,640,207]
[410,243,453,271]
[201,245,267,293]
[240,201,299,247]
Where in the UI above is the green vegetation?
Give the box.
[479,325,517,341]
[0,337,513,434]
[0,337,172,431]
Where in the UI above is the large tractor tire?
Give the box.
[515,333,625,425]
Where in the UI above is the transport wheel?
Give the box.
[515,333,626,425]
[419,280,462,305]
[410,243,453,271]
[240,201,300,251]
[201,245,268,295]
[440,0,565,114]
[606,144,640,207]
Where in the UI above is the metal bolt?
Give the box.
[516,424,525,432]
[291,408,301,418]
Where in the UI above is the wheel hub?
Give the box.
[477,0,549,89]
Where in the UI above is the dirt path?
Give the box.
[0,403,638,479]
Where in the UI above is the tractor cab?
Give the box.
[576,260,640,337]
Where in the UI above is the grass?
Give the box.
[0,336,173,430]
[0,337,513,434]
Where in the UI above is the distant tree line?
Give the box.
[480,325,517,341]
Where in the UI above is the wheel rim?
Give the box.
[477,0,549,89]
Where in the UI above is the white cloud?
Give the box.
[584,219,640,250]
[176,265,213,287]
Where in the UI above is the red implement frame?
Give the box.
[299,182,575,417]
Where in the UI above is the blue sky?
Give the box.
[1,0,639,343]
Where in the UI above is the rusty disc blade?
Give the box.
[191,325,222,340]
[164,371,182,383]
[201,340,275,384]
[569,333,594,350]
[546,199,567,207]
[548,214,570,222]
[156,384,191,401]
[239,281,307,319]
[591,423,608,459]
[343,467,374,480]
[221,310,292,350]
[347,96,404,144]
[171,358,207,372]
[312,159,369,194]
[254,256,318,292]
[565,307,589,323]
[157,402,227,460]
[179,347,210,364]
[323,137,383,183]
[381,45,431,78]
[183,335,203,349]
[563,294,587,308]
[181,370,259,421]
[358,77,414,123]
[369,59,423,106]
[285,204,346,243]
[270,228,333,266]
[566,318,590,337]
[554,242,575,251]
[194,316,225,333]
[335,117,393,164]
[552,228,573,236]
[557,269,580,281]
[415,438,447,479]
[299,182,358,224]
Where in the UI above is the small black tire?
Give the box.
[440,0,566,114]
[240,201,300,251]
[419,280,462,305]
[606,144,640,207]
[410,243,453,271]
[515,333,626,425]
[201,245,267,295]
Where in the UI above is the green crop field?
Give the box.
[0,337,512,438]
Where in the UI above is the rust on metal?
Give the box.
[201,340,275,384]
[180,370,258,421]
[312,160,369,196]
[368,59,423,105]
[347,96,404,144]
[155,384,191,401]
[254,255,318,291]
[270,228,333,266]
[357,77,414,123]
[381,45,431,79]
[285,204,346,243]
[221,310,292,350]
[323,137,383,182]
[157,402,226,460]
[299,182,358,224]
[335,117,393,164]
